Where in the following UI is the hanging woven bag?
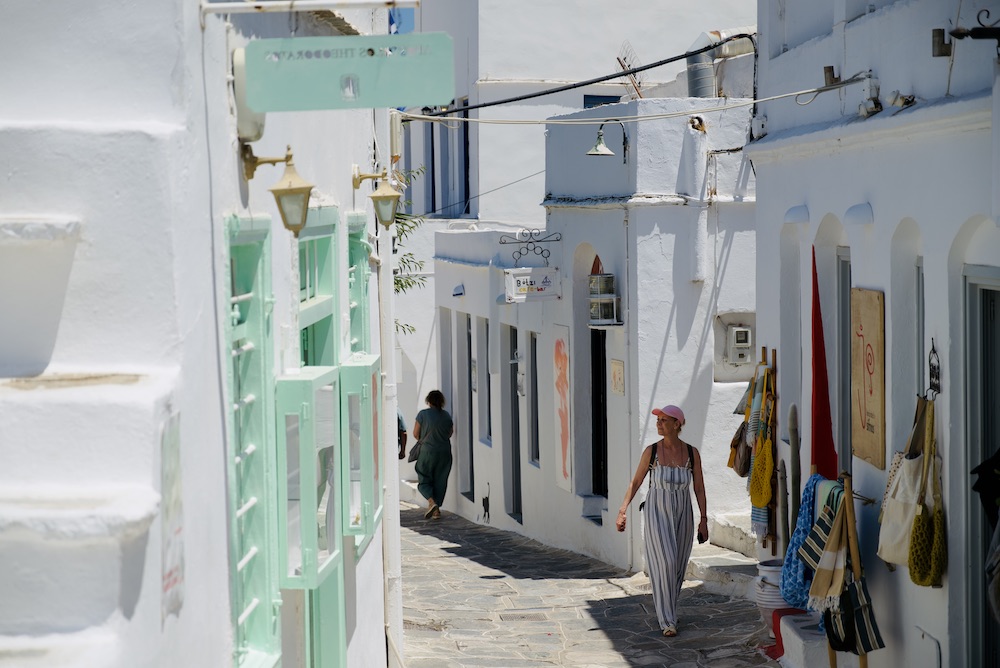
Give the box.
[749,372,775,507]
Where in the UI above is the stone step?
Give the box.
[685,541,760,600]
[0,626,119,668]
[0,485,159,635]
[778,611,860,668]
[0,370,175,485]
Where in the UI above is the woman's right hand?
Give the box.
[615,509,627,532]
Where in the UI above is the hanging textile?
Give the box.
[810,247,838,480]
[781,473,825,609]
[798,483,846,613]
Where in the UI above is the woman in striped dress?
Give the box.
[616,404,708,637]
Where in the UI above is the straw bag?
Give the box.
[877,397,933,565]
[909,429,946,587]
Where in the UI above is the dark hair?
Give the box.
[426,390,445,409]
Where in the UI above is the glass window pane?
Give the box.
[347,393,363,530]
[285,414,303,579]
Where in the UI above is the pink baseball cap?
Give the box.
[652,405,685,425]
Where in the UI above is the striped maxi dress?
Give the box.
[644,449,694,630]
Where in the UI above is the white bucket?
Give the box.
[755,559,788,638]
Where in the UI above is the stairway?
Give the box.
[0,371,168,667]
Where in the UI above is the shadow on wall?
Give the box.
[0,220,81,377]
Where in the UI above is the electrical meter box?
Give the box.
[727,326,752,364]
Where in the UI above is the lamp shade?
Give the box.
[586,129,615,157]
[370,179,402,228]
[269,160,314,236]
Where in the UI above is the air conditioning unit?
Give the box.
[727,326,752,365]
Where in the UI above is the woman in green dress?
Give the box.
[412,390,454,520]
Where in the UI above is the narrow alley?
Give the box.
[399,502,780,667]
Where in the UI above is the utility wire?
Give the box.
[419,33,757,118]
[410,169,545,218]
[401,72,870,127]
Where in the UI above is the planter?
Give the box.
[0,219,81,377]
[756,558,788,638]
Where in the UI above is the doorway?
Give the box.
[967,270,1000,667]
[507,326,523,521]
[591,329,608,497]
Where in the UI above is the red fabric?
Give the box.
[811,247,838,480]
[761,607,809,659]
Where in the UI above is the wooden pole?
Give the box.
[841,473,868,668]
[789,403,801,526]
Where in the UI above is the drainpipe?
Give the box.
[623,205,635,571]
[378,217,404,667]
[686,27,756,98]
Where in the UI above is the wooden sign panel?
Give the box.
[851,288,886,469]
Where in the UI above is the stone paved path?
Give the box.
[400,502,780,667]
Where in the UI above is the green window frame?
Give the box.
[340,352,383,554]
[274,366,343,589]
[347,214,372,354]
[224,214,282,667]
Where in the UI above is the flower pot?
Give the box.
[0,219,81,377]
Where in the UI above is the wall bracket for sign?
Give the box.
[499,228,562,267]
[927,337,941,398]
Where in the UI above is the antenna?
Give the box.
[617,41,645,99]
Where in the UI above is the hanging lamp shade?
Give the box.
[586,129,615,157]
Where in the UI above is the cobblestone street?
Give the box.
[400,502,780,667]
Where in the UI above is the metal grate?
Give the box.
[499,612,548,622]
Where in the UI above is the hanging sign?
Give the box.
[851,288,885,469]
[503,267,561,303]
[245,33,454,112]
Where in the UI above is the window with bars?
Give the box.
[224,215,281,667]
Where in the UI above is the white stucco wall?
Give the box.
[749,1,1000,666]
[1,5,393,666]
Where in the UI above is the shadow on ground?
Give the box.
[401,504,626,581]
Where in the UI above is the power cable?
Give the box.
[419,33,757,118]
[411,169,545,218]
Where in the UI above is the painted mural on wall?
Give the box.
[851,288,885,469]
[554,326,572,491]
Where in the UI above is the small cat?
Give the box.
[482,482,491,524]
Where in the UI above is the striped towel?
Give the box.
[799,484,847,612]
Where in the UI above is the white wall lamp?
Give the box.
[352,165,402,229]
[586,120,629,164]
[242,144,314,237]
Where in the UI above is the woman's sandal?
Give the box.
[662,625,677,637]
[424,504,439,519]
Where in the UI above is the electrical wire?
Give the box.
[411,169,545,218]
[420,33,757,118]
[400,72,870,128]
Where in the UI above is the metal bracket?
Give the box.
[498,228,562,267]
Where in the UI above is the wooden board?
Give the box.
[850,288,885,469]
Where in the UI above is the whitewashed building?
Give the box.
[419,64,759,570]
[0,5,411,667]
[748,0,1000,665]
[394,0,759,419]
